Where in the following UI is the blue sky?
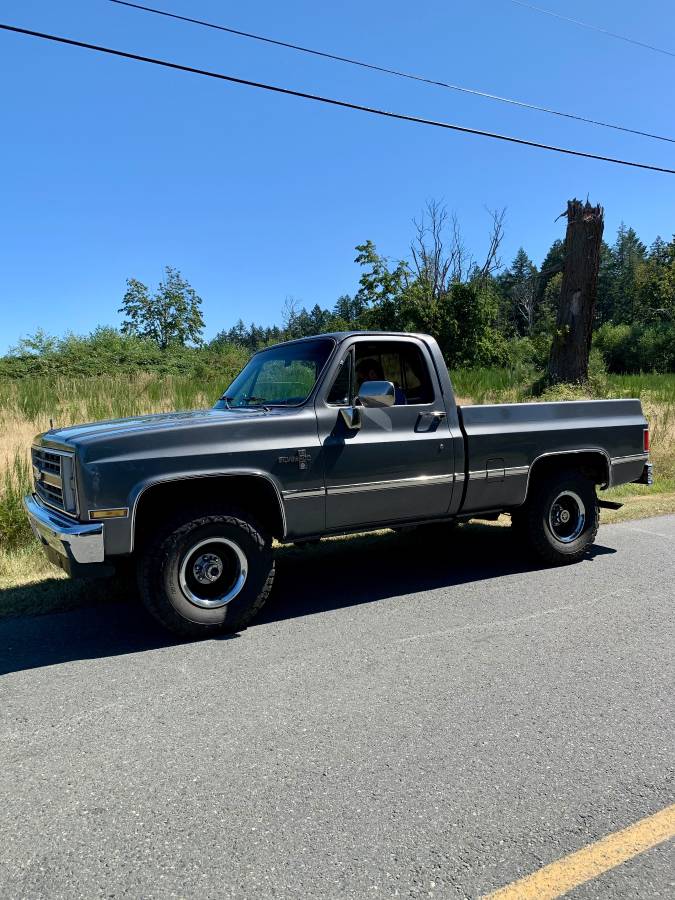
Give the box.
[1,0,674,353]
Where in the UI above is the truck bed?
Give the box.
[456,399,648,513]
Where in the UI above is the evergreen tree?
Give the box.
[607,224,647,324]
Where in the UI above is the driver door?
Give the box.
[315,338,455,530]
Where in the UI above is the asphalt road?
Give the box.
[1,515,673,899]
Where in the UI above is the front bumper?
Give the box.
[24,493,109,577]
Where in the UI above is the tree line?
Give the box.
[214,203,675,374]
[3,202,675,379]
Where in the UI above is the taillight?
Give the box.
[644,427,650,452]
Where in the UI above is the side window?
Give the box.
[354,342,434,405]
[401,345,434,404]
[326,352,353,405]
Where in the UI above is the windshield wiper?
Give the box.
[218,394,271,411]
[242,396,271,411]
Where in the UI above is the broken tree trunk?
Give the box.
[548,199,604,384]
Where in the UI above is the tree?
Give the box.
[119,266,205,349]
[446,281,509,368]
[548,200,604,384]
[333,293,367,327]
[540,239,565,278]
[498,248,539,336]
[512,278,538,336]
[592,241,615,325]
[409,202,505,294]
[354,241,410,305]
[410,201,457,299]
[9,328,58,356]
[352,240,411,331]
[606,224,647,324]
[634,235,675,324]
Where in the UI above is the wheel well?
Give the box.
[132,475,285,550]
[527,452,609,498]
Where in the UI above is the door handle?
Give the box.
[415,411,447,433]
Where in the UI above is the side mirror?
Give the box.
[357,380,395,408]
[340,406,362,431]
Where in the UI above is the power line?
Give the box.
[1,21,674,174]
[508,0,675,59]
[108,0,675,145]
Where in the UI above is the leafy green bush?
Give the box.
[0,328,251,380]
[595,323,675,373]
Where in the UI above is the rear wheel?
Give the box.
[513,469,599,564]
[137,509,274,637]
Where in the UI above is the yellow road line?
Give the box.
[483,803,675,899]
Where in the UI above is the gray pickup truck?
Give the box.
[25,331,652,636]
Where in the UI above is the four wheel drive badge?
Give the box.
[278,449,312,470]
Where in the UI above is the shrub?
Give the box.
[0,328,251,380]
[594,323,675,373]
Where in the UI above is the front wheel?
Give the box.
[137,509,275,637]
[513,470,599,565]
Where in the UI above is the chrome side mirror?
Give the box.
[340,406,362,431]
[357,380,395,408]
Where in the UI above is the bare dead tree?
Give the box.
[410,201,506,296]
[512,278,538,334]
[448,212,471,283]
[411,200,452,299]
[548,199,604,384]
[478,207,506,279]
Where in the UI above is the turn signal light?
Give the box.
[644,428,650,452]
[89,508,129,520]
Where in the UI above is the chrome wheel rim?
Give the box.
[548,491,586,544]
[178,537,248,609]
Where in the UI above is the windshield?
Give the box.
[214,338,335,409]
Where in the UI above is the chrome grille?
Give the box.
[32,447,77,515]
[39,451,61,476]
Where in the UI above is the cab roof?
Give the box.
[264,331,432,349]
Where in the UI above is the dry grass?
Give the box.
[0,415,44,470]
[0,546,106,619]
[641,401,675,481]
[0,374,201,476]
[602,490,675,523]
[0,544,135,619]
[0,544,65,590]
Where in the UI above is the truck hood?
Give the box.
[38,408,268,448]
